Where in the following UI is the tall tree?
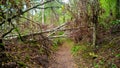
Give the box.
[41,0,45,24]
[116,0,120,19]
[90,0,100,47]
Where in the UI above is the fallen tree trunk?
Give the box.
[49,35,67,39]
[4,27,79,40]
[4,26,93,41]
[47,22,68,36]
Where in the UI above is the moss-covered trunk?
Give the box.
[116,0,120,19]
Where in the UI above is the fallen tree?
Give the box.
[4,25,93,41]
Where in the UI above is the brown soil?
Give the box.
[49,42,77,68]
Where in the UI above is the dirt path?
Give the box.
[49,42,77,68]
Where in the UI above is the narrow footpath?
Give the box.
[49,42,77,68]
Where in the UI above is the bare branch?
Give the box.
[49,35,67,39]
[22,0,55,14]
[10,22,24,41]
[4,26,92,40]
[2,28,14,38]
[20,16,37,23]
[47,22,68,36]
[0,0,54,26]
[37,6,61,9]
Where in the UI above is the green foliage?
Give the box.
[99,59,105,65]
[110,20,120,25]
[17,61,27,68]
[116,54,120,57]
[52,43,58,51]
[89,52,98,58]
[25,54,30,61]
[100,0,116,13]
[58,31,64,35]
[93,63,99,68]
[111,63,117,68]
[52,38,63,51]
[93,59,106,68]
[39,47,44,54]
[33,1,72,25]
[71,44,81,55]
[100,0,116,16]
[0,42,4,47]
[99,0,117,27]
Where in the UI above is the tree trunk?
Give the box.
[26,0,31,24]
[92,23,97,46]
[91,0,99,47]
[0,39,5,51]
[116,0,120,19]
[0,38,5,67]
[42,0,45,24]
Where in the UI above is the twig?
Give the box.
[22,0,55,14]
[20,16,38,23]
[47,22,68,36]
[10,22,23,41]
[0,0,54,26]
[49,35,67,39]
[37,6,61,9]
[2,28,14,38]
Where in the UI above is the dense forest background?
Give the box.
[0,0,120,68]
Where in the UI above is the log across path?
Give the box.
[49,42,77,68]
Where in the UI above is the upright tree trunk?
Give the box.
[90,0,99,47]
[26,0,31,24]
[92,23,97,46]
[42,0,45,24]
[116,0,120,19]
[0,39,5,51]
[0,38,5,67]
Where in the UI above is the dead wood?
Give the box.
[4,25,93,41]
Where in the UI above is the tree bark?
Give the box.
[0,38,5,67]
[4,25,91,40]
[91,0,99,47]
[92,23,97,46]
[42,0,45,24]
[0,39,5,51]
[116,0,120,19]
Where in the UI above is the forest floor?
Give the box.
[49,42,77,68]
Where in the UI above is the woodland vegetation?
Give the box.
[0,0,120,68]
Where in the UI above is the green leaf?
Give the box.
[116,54,120,57]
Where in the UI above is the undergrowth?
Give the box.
[73,40,120,68]
[52,38,65,51]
